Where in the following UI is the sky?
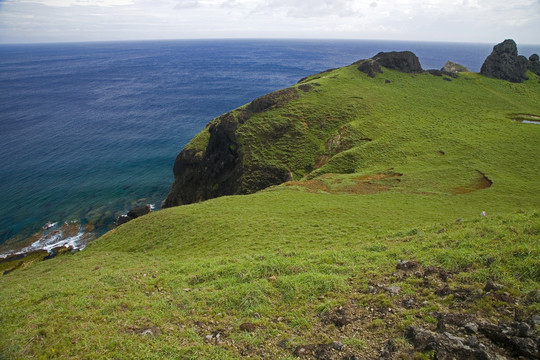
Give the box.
[0,0,539,44]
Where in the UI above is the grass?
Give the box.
[0,62,539,359]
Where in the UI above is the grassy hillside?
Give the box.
[1,60,539,359]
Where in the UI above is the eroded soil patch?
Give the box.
[451,171,492,194]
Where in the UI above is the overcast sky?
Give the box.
[0,0,539,44]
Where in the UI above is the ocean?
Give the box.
[1,39,538,256]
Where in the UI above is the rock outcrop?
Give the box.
[115,204,153,226]
[480,39,528,83]
[528,53,540,76]
[441,61,469,73]
[357,51,423,77]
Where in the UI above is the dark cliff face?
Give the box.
[480,39,529,83]
[163,112,242,208]
[163,88,297,208]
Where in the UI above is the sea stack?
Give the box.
[480,39,528,83]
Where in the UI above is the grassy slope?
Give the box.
[1,64,539,359]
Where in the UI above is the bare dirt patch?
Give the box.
[451,171,492,194]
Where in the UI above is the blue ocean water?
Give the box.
[1,39,538,254]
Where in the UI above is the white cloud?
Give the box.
[0,0,538,43]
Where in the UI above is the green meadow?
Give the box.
[1,62,539,359]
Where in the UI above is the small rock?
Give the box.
[331,341,346,351]
[183,288,191,292]
[484,280,504,292]
[464,322,479,334]
[515,322,531,337]
[277,339,290,348]
[385,286,401,296]
[380,338,396,358]
[268,275,277,282]
[530,314,540,326]
[293,344,316,356]
[466,335,478,347]
[396,259,419,270]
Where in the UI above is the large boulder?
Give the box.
[356,51,422,77]
[528,53,540,76]
[372,51,423,73]
[480,39,528,83]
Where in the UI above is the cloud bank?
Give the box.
[0,0,538,44]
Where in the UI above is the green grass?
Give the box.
[1,63,539,359]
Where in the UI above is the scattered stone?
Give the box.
[530,314,540,327]
[484,281,504,292]
[405,326,491,359]
[480,39,528,83]
[385,79,391,83]
[239,322,256,332]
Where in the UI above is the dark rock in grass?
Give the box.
[405,326,491,359]
[115,204,152,226]
[464,322,479,334]
[484,280,504,292]
[372,51,423,73]
[277,339,290,348]
[528,53,540,76]
[380,338,397,358]
[293,344,317,356]
[441,61,470,73]
[479,322,539,358]
[396,259,420,270]
[320,307,352,327]
[480,39,528,83]
[127,205,151,219]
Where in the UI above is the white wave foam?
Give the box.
[1,221,93,259]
